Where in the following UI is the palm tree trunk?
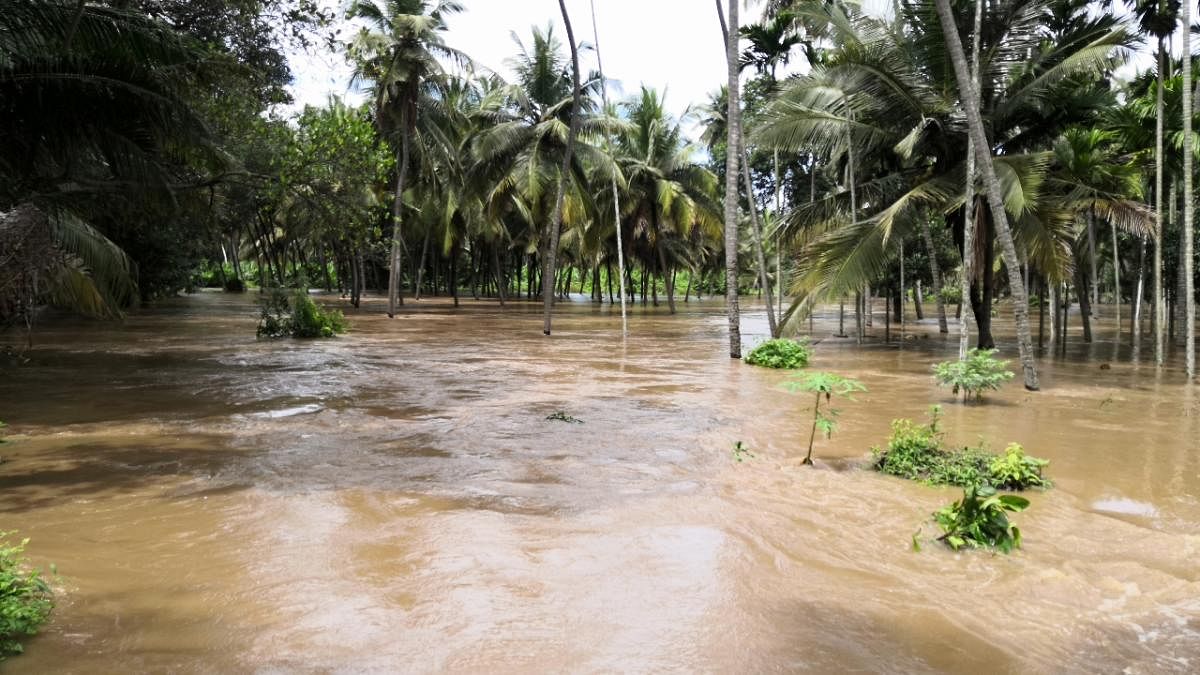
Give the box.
[492,245,506,307]
[1134,237,1145,345]
[921,216,949,333]
[589,0,628,335]
[775,150,785,320]
[1075,255,1093,343]
[741,145,778,336]
[542,0,583,335]
[1111,220,1121,336]
[934,0,1039,390]
[1183,5,1195,378]
[386,109,411,317]
[959,0,983,360]
[718,0,742,357]
[1088,211,1099,315]
[1155,40,1166,365]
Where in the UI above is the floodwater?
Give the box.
[1,292,1198,673]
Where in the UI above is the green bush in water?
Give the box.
[988,443,1050,490]
[933,348,1014,402]
[257,288,346,339]
[745,338,811,369]
[934,485,1029,553]
[0,533,53,658]
[873,407,1049,489]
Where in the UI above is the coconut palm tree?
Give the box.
[346,0,464,318]
[1132,0,1180,366]
[720,0,743,358]
[932,0,1040,388]
[542,0,583,336]
[616,88,722,314]
[755,0,1126,359]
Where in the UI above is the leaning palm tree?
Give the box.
[756,0,1126,356]
[346,0,463,318]
[932,0,1039,389]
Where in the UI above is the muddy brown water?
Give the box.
[1,292,1198,673]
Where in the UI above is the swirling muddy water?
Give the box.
[2,292,1198,673]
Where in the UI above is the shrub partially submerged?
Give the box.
[988,443,1050,490]
[873,407,1048,490]
[933,485,1029,553]
[257,288,346,339]
[745,338,811,369]
[0,534,53,658]
[933,348,1014,402]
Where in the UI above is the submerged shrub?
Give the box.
[745,338,811,369]
[0,534,53,658]
[988,443,1050,490]
[223,278,246,293]
[873,407,1048,489]
[257,288,346,339]
[933,349,1015,402]
[934,485,1029,553]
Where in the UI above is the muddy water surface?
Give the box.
[2,292,1199,673]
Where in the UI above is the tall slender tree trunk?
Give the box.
[934,0,1038,389]
[921,215,949,333]
[1183,4,1196,378]
[718,0,742,357]
[1111,221,1121,336]
[1155,40,1166,365]
[542,0,583,336]
[742,145,778,336]
[492,245,506,307]
[1075,255,1093,343]
[590,0,628,335]
[1134,237,1146,345]
[959,0,983,360]
[1088,211,1099,315]
[414,228,430,299]
[386,107,412,317]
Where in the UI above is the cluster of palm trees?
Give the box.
[344,0,724,333]
[743,0,1196,382]
[3,0,1196,384]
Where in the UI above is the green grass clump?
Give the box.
[257,288,346,339]
[745,338,811,369]
[873,406,1049,490]
[933,348,1015,402]
[0,534,53,658]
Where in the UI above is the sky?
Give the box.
[284,0,773,129]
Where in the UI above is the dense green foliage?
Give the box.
[934,486,1030,553]
[873,407,1049,489]
[933,350,1015,402]
[0,534,53,658]
[257,289,347,339]
[745,338,811,369]
[782,372,866,465]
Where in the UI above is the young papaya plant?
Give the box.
[782,372,866,465]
